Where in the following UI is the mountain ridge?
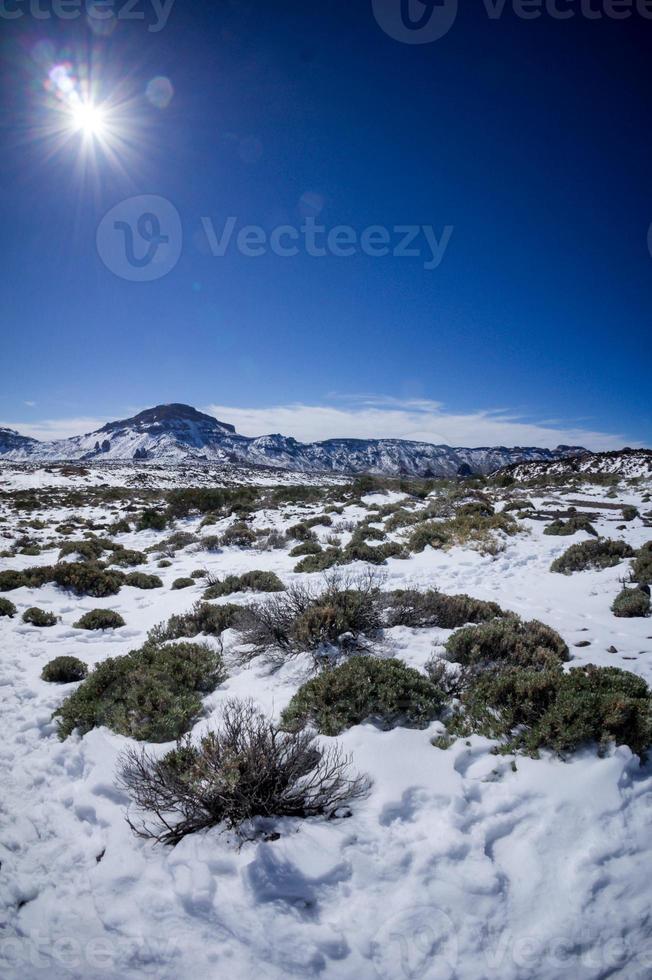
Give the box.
[0,403,588,477]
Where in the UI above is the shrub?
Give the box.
[199,535,221,553]
[281,656,444,735]
[42,656,88,683]
[203,570,285,599]
[138,509,167,531]
[503,499,534,512]
[58,539,106,562]
[384,590,504,629]
[109,549,148,568]
[0,569,30,592]
[166,487,258,521]
[190,568,208,579]
[53,562,124,598]
[150,602,242,642]
[550,539,634,575]
[631,543,652,586]
[445,617,569,671]
[455,665,652,758]
[117,699,368,844]
[622,505,639,522]
[172,577,195,591]
[220,523,257,548]
[407,521,450,553]
[409,511,518,555]
[54,640,227,741]
[125,572,163,590]
[289,540,322,558]
[22,606,57,627]
[543,516,597,537]
[294,548,343,573]
[108,519,131,534]
[236,572,383,661]
[74,609,126,630]
[612,588,651,618]
[343,541,403,565]
[0,597,16,617]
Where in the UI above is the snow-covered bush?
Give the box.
[383,590,505,629]
[236,572,383,663]
[22,606,57,627]
[220,522,257,548]
[543,516,597,537]
[124,571,163,590]
[453,664,652,759]
[408,509,518,555]
[203,570,285,599]
[58,539,107,562]
[612,588,651,618]
[108,548,148,567]
[172,577,195,591]
[54,640,227,741]
[73,609,126,630]
[631,543,652,585]
[0,597,16,617]
[149,602,241,642]
[41,656,88,683]
[137,508,167,531]
[444,616,569,671]
[53,562,124,597]
[550,539,634,574]
[117,699,369,844]
[281,655,445,735]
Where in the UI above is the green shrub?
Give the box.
[622,506,639,522]
[150,602,241,642]
[172,577,195,591]
[294,548,343,573]
[203,570,285,599]
[74,609,126,630]
[384,590,504,629]
[220,523,257,548]
[543,516,597,537]
[407,521,450,553]
[166,487,258,520]
[612,588,651,618]
[631,543,652,585]
[58,539,106,562]
[550,539,635,575]
[138,509,167,531]
[54,640,227,741]
[281,656,444,735]
[42,656,88,683]
[503,499,534,512]
[117,698,368,844]
[53,562,124,597]
[456,665,652,758]
[0,597,16,617]
[0,569,30,592]
[157,559,172,569]
[124,571,162,590]
[445,617,569,671]
[108,519,131,534]
[289,540,322,558]
[22,606,57,627]
[344,541,403,565]
[109,549,148,568]
[190,568,208,579]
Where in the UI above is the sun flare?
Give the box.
[70,100,106,138]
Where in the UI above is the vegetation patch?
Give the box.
[53,562,124,597]
[281,656,444,735]
[384,590,505,629]
[54,640,227,741]
[149,602,242,642]
[124,572,163,590]
[550,539,634,574]
[204,570,285,599]
[22,606,58,627]
[0,597,16,618]
[444,616,569,672]
[74,609,126,630]
[612,588,651,618]
[172,577,195,591]
[543,516,597,537]
[631,543,652,585]
[117,698,368,844]
[42,656,88,683]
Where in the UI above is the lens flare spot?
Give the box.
[146,76,174,110]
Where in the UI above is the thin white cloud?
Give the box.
[0,417,108,442]
[203,397,638,451]
[23,401,37,408]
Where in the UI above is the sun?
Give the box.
[70,100,107,138]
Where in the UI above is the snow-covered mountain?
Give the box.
[504,447,652,482]
[0,403,587,477]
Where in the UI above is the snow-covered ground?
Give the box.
[1,471,652,979]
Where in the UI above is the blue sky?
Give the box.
[1,1,650,449]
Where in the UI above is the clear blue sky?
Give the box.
[1,1,650,448]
